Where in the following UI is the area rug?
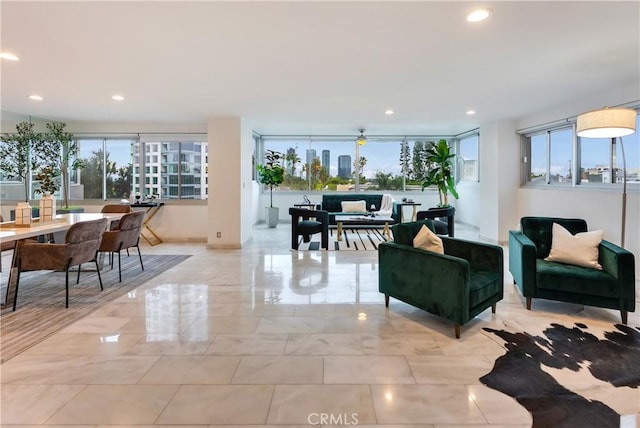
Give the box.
[0,254,190,363]
[296,227,389,251]
[481,323,640,428]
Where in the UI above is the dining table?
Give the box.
[1,212,126,309]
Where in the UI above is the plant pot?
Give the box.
[39,194,57,222]
[266,206,279,228]
[14,202,33,226]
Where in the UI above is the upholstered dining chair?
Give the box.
[101,204,132,230]
[0,214,15,272]
[98,210,145,282]
[13,217,108,310]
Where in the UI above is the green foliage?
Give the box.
[34,166,60,195]
[399,141,412,177]
[421,139,459,206]
[372,172,404,190]
[39,122,84,208]
[412,141,427,180]
[111,163,133,199]
[257,149,285,207]
[0,121,42,201]
[284,150,301,176]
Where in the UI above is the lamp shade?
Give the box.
[576,107,637,138]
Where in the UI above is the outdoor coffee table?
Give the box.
[336,215,394,241]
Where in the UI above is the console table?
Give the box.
[131,202,164,246]
[396,202,422,222]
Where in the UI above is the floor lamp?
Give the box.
[576,107,637,247]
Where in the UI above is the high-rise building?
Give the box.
[306,149,317,165]
[338,155,352,179]
[322,150,330,173]
[286,147,297,175]
[306,149,317,179]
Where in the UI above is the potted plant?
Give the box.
[257,149,285,228]
[421,139,459,207]
[34,166,59,221]
[39,122,85,210]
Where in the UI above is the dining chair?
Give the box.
[13,217,108,310]
[98,210,145,282]
[0,215,15,272]
[101,204,133,230]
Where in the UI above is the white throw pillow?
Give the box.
[413,225,444,254]
[544,222,604,270]
[342,200,366,213]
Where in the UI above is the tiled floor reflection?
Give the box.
[1,222,639,427]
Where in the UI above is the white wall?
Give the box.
[454,181,480,227]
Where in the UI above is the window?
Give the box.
[521,111,639,187]
[76,138,134,200]
[457,134,479,182]
[136,139,207,199]
[260,136,456,192]
[578,120,640,185]
[78,139,105,199]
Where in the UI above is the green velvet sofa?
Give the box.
[379,220,504,338]
[509,216,636,324]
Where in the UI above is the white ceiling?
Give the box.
[1,1,639,136]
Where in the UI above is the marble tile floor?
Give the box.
[1,222,639,427]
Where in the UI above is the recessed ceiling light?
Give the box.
[385,109,394,115]
[0,52,19,61]
[467,8,491,22]
[112,94,124,101]
[29,95,43,101]
[466,110,476,115]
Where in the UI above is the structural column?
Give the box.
[478,119,520,244]
[207,117,253,248]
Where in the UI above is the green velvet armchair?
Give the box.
[379,220,504,338]
[509,217,636,324]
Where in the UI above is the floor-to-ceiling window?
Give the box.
[259,135,460,193]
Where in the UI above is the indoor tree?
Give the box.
[39,122,84,208]
[257,149,285,208]
[257,149,285,228]
[422,139,459,207]
[0,121,42,202]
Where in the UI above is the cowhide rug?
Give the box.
[481,323,640,428]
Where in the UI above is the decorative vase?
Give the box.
[15,202,33,227]
[266,206,279,228]
[39,194,57,222]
